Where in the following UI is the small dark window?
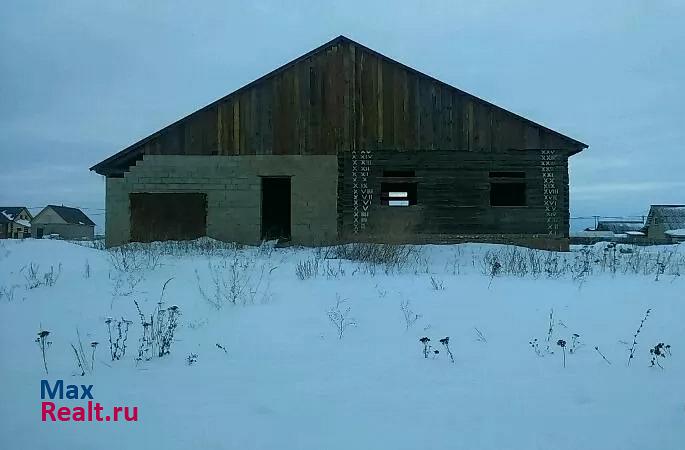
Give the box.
[383,169,415,178]
[381,182,417,206]
[489,171,526,206]
[489,171,525,178]
[490,182,526,206]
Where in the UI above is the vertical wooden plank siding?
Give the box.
[132,36,538,159]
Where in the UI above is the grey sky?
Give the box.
[2,0,683,232]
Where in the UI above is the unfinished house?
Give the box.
[91,36,588,250]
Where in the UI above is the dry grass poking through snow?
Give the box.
[0,238,683,450]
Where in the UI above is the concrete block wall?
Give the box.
[105,154,338,247]
[105,177,131,246]
[35,223,94,240]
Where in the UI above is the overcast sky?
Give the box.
[1,0,683,232]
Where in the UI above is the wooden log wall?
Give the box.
[339,149,570,240]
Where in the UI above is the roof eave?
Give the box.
[567,143,589,157]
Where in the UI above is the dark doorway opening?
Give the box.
[130,193,207,242]
[36,228,44,239]
[261,177,291,241]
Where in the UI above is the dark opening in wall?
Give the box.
[261,177,291,241]
[381,182,417,206]
[130,193,207,242]
[489,171,527,206]
[489,171,525,178]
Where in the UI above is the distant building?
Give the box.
[31,205,95,240]
[644,205,685,242]
[0,207,33,239]
[595,220,644,234]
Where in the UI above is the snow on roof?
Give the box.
[0,207,26,219]
[42,205,96,226]
[665,229,685,237]
[15,219,31,227]
[596,220,644,233]
[625,231,645,236]
[1,207,33,223]
[572,230,614,238]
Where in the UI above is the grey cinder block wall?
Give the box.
[105,154,337,247]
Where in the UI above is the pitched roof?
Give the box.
[44,205,96,226]
[0,212,10,224]
[646,205,685,230]
[91,35,588,175]
[0,207,30,220]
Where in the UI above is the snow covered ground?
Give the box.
[0,239,683,450]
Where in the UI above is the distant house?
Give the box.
[0,207,33,239]
[595,220,644,234]
[644,205,685,242]
[570,219,646,245]
[31,205,95,240]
